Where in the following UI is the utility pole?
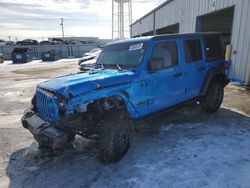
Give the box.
[60,18,65,39]
[112,0,114,40]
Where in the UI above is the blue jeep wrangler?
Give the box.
[22,33,229,162]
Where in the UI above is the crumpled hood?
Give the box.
[38,70,135,98]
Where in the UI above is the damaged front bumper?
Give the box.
[21,109,68,149]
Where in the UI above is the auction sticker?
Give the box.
[129,43,143,51]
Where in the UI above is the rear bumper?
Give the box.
[21,109,67,149]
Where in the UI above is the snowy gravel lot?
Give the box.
[0,59,249,188]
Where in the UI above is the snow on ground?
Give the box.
[0,59,250,188]
[4,108,250,188]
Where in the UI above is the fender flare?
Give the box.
[199,67,228,96]
[112,91,140,118]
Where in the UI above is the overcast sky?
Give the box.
[0,0,166,41]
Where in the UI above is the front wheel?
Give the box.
[99,110,130,162]
[200,81,224,113]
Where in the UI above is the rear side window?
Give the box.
[204,36,223,62]
[151,41,178,69]
[184,39,202,63]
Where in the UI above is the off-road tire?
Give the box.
[200,80,224,113]
[99,110,130,162]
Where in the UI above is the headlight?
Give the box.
[58,101,67,115]
[58,101,66,109]
[0,52,3,56]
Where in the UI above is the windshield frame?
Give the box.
[96,41,147,70]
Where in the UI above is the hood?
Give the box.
[38,70,135,98]
[83,53,92,56]
[80,59,97,66]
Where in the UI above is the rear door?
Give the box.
[183,38,206,99]
[146,39,185,112]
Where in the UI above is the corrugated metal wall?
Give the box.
[155,0,180,30]
[131,0,250,83]
[140,14,154,34]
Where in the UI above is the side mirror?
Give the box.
[148,57,164,73]
[225,44,232,62]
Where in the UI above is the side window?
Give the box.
[151,41,178,70]
[204,36,223,62]
[184,39,202,63]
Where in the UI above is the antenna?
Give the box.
[112,0,132,40]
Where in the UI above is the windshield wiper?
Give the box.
[96,63,105,70]
[116,64,122,71]
[101,63,105,70]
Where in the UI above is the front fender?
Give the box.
[65,86,140,119]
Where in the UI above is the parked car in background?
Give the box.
[66,39,78,45]
[16,39,39,45]
[51,38,67,45]
[41,50,60,61]
[79,54,99,71]
[22,33,230,163]
[78,48,102,65]
[40,41,53,45]
[6,41,15,46]
[0,51,4,63]
[11,48,32,64]
[80,41,87,44]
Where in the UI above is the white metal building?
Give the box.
[130,0,250,84]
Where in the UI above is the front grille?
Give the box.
[36,89,55,121]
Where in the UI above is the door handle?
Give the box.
[173,72,183,78]
[198,67,206,71]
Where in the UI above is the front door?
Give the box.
[146,40,185,112]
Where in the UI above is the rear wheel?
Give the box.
[200,80,224,113]
[99,110,130,162]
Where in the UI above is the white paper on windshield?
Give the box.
[129,43,143,51]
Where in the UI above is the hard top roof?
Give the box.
[107,32,221,46]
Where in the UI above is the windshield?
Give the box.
[96,42,146,68]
